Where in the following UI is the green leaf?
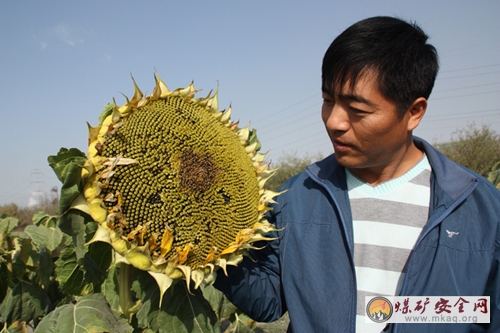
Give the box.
[10,237,35,278]
[34,293,133,333]
[54,240,110,297]
[101,264,121,311]
[0,217,18,242]
[131,270,161,329]
[202,285,224,318]
[98,102,115,124]
[47,148,87,214]
[84,220,99,242]
[201,287,257,333]
[54,246,89,296]
[219,298,238,321]
[155,281,220,333]
[163,286,221,333]
[47,148,87,183]
[32,212,58,228]
[83,241,113,288]
[24,225,64,252]
[36,245,54,289]
[132,272,221,332]
[227,313,256,333]
[488,161,500,189]
[1,320,33,333]
[57,211,89,260]
[0,261,9,302]
[0,281,51,327]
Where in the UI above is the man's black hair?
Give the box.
[322,16,439,118]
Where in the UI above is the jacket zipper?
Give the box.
[305,168,358,333]
[391,179,477,333]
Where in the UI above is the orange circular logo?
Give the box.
[366,297,393,323]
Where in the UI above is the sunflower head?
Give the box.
[81,74,281,294]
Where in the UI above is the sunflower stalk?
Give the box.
[119,262,134,320]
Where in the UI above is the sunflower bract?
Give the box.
[81,74,281,292]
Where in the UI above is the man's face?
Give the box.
[321,71,415,180]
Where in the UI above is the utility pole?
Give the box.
[29,169,45,207]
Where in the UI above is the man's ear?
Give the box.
[407,97,427,131]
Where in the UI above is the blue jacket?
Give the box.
[215,138,500,332]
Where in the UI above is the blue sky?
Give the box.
[1,0,499,207]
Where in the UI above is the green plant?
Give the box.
[265,151,323,191]
[0,150,271,333]
[435,123,500,177]
[488,162,500,190]
[0,76,285,332]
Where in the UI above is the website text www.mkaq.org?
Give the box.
[403,314,478,323]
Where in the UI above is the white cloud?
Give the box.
[53,24,83,46]
[32,24,83,50]
[32,35,48,50]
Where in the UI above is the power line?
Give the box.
[419,120,500,132]
[422,108,500,121]
[431,89,500,101]
[440,63,500,73]
[433,82,500,93]
[252,68,500,135]
[30,169,45,192]
[261,62,500,156]
[437,70,500,80]
[256,102,321,133]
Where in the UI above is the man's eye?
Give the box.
[350,107,367,114]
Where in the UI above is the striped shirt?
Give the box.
[346,155,431,333]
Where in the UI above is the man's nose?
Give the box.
[324,104,350,132]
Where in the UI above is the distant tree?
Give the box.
[265,151,324,191]
[0,203,19,218]
[435,123,500,177]
[0,196,58,230]
[489,162,500,190]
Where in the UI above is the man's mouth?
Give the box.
[333,139,354,152]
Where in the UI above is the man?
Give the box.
[214,16,500,332]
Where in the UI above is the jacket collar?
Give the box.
[306,136,477,203]
[413,137,477,201]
